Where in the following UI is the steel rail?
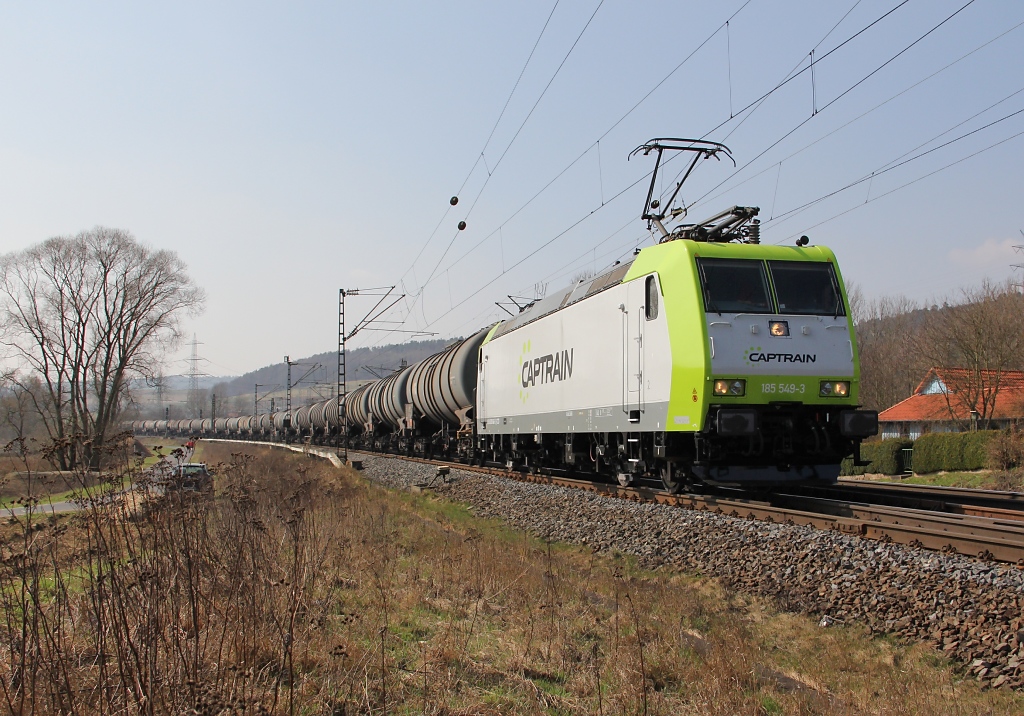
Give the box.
[800,480,1024,522]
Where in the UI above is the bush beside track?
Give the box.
[840,438,912,476]
[841,431,1015,476]
[911,431,1000,474]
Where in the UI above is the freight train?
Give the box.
[132,140,878,491]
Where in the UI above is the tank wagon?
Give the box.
[131,138,876,490]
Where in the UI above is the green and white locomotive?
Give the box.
[476,140,877,489]
[476,211,877,489]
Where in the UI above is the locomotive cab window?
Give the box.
[768,261,845,316]
[645,275,659,320]
[696,258,773,314]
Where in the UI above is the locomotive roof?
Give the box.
[490,260,634,340]
[488,238,840,341]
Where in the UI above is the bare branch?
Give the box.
[0,227,205,468]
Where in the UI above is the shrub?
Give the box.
[911,430,1000,474]
[993,469,1024,492]
[987,428,1024,471]
[840,438,912,476]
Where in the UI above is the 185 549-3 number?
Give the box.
[760,382,806,395]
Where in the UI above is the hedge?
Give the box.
[840,438,912,476]
[910,430,1000,474]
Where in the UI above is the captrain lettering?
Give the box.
[522,349,574,387]
[747,352,817,363]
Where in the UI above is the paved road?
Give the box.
[4,501,80,517]
[4,495,122,517]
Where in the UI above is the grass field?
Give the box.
[0,441,1019,714]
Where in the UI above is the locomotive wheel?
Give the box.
[660,462,681,494]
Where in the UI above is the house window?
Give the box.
[921,379,947,395]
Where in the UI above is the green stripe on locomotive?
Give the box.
[623,239,860,432]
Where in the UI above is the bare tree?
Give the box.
[916,280,1024,427]
[0,375,45,445]
[846,280,866,325]
[853,291,925,411]
[0,227,204,469]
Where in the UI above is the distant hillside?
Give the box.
[156,375,228,391]
[853,286,1024,412]
[213,338,455,398]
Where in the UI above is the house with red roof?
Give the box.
[879,368,1024,439]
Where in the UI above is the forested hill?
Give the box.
[213,338,454,397]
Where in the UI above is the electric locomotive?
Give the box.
[476,139,876,489]
[475,204,878,490]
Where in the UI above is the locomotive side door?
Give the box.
[622,278,645,421]
[477,350,486,421]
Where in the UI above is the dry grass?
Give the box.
[0,440,1019,714]
[858,469,1024,491]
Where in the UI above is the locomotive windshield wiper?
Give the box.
[695,263,722,315]
[705,289,722,316]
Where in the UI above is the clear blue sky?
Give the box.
[1,0,1021,376]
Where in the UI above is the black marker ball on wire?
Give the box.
[458,221,467,231]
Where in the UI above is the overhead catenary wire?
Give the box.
[488,0,887,294]
[693,0,866,166]
[433,0,909,290]
[764,96,1024,231]
[366,0,758,347]
[675,0,912,180]
[657,0,916,203]
[416,0,607,294]
[417,164,659,332]
[429,0,987,332]
[392,4,908,335]
[456,0,923,306]
[690,16,1024,212]
[401,1,756,301]
[773,127,1024,244]
[393,0,562,291]
[686,0,979,213]
[542,0,977,283]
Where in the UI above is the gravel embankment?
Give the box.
[359,455,1024,689]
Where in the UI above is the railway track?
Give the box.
[809,479,1024,521]
[207,439,1024,565]
[343,449,1024,565]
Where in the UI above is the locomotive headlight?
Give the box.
[769,320,790,337]
[714,379,746,396]
[820,380,850,397]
